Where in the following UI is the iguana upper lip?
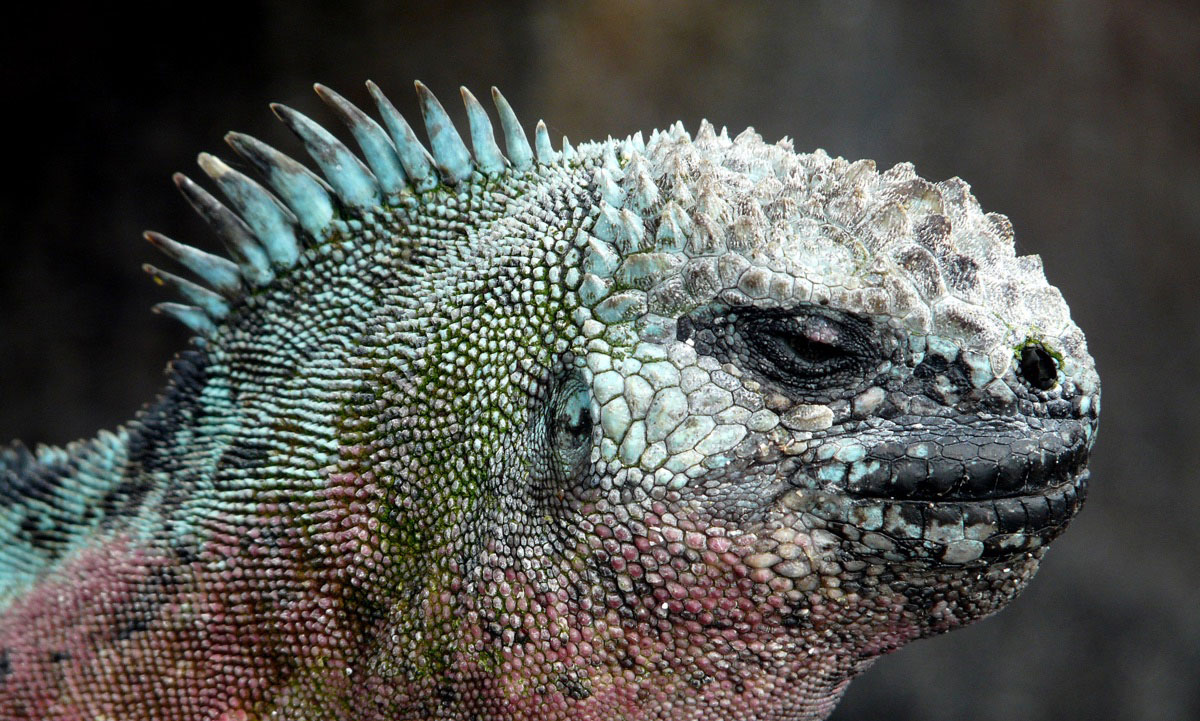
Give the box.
[811,418,1092,503]
[774,416,1093,560]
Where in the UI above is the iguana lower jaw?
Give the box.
[782,472,1088,565]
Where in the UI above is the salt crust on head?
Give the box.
[578,121,1091,385]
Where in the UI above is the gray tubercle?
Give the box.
[414,80,472,183]
[490,87,533,171]
[654,201,688,252]
[270,102,381,209]
[366,80,438,192]
[695,119,719,146]
[626,154,660,216]
[630,130,646,153]
[601,144,622,175]
[172,173,274,287]
[313,83,408,197]
[617,207,645,254]
[460,87,507,175]
[195,153,302,269]
[224,131,336,238]
[595,168,625,206]
[143,231,241,297]
[142,264,230,320]
[595,202,624,245]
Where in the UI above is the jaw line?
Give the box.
[773,470,1089,565]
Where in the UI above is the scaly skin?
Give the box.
[0,82,1098,720]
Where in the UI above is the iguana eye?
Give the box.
[737,311,876,397]
[771,320,847,367]
[751,316,851,369]
[547,372,594,476]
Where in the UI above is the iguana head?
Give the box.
[487,118,1100,718]
[135,82,1098,720]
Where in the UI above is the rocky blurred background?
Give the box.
[0,2,1195,719]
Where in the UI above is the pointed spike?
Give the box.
[460,87,507,174]
[730,200,767,251]
[490,87,533,171]
[734,127,762,145]
[366,80,438,191]
[628,163,660,215]
[594,202,623,244]
[619,208,645,254]
[561,136,576,161]
[660,200,694,239]
[144,264,230,319]
[595,169,624,207]
[655,211,686,252]
[414,81,472,183]
[631,131,646,153]
[696,180,732,225]
[225,132,335,238]
[689,212,726,255]
[584,235,621,278]
[593,203,645,256]
[534,120,557,164]
[152,302,218,336]
[144,231,242,296]
[313,84,408,196]
[669,173,695,207]
[271,102,381,208]
[197,153,302,268]
[661,150,689,179]
[173,173,274,286]
[602,144,622,176]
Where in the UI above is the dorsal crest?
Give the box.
[146,81,555,336]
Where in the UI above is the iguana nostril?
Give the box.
[1020,344,1058,390]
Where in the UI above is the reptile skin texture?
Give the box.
[0,81,1099,721]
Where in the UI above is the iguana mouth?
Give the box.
[783,418,1093,563]
[780,473,1088,564]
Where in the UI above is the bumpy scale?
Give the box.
[0,80,1099,721]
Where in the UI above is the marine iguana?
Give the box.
[0,81,1099,720]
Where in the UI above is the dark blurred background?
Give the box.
[0,2,1196,719]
